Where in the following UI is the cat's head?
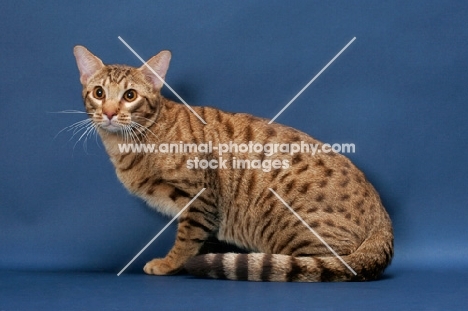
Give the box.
[73,45,171,134]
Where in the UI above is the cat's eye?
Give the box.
[123,89,137,102]
[93,86,105,100]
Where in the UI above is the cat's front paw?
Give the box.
[144,258,179,275]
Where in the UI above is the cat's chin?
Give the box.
[99,124,123,133]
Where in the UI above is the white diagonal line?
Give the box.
[117,188,206,276]
[118,36,207,125]
[268,37,356,124]
[268,188,357,276]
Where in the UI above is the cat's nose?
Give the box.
[104,111,117,120]
[102,103,118,120]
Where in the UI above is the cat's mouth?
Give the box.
[98,118,124,133]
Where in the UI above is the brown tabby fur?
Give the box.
[73,45,393,281]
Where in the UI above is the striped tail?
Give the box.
[185,226,393,282]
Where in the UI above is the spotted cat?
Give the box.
[73,45,393,281]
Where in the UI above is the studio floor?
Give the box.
[1,265,467,310]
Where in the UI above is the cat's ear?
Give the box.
[139,50,172,90]
[73,45,104,85]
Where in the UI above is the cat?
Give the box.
[73,45,393,281]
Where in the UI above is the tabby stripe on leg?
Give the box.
[188,206,217,219]
[186,219,213,234]
[169,188,191,200]
[196,195,215,207]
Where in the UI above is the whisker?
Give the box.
[73,122,96,151]
[132,115,158,136]
[68,120,94,142]
[54,119,92,140]
[48,110,91,114]
[131,121,158,139]
[133,115,155,123]
[129,124,145,143]
[135,126,150,141]
[132,116,158,133]
[118,125,125,143]
[123,125,131,144]
[55,111,159,152]
[123,125,133,143]
[69,122,93,142]
[128,125,143,144]
[87,124,101,153]
[70,119,93,134]
[83,124,97,154]
[94,125,102,149]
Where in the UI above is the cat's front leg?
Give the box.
[144,203,218,275]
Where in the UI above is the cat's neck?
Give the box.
[97,129,127,157]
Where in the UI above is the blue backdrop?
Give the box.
[1,1,467,276]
